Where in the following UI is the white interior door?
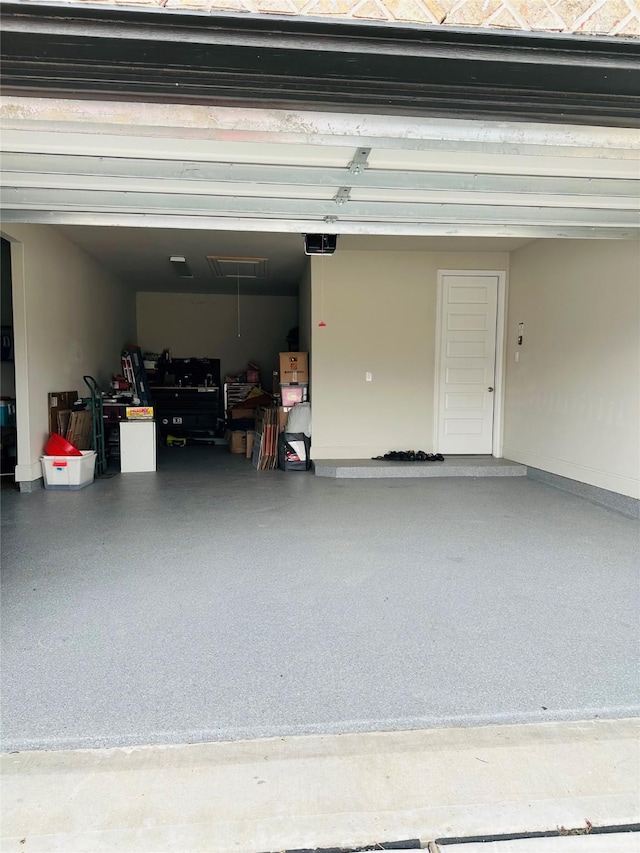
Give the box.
[435,272,499,455]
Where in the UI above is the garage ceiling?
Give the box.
[55,226,309,296]
[1,98,638,244]
[52,226,533,296]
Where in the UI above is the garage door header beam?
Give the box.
[2,2,639,127]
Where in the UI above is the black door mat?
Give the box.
[372,451,444,462]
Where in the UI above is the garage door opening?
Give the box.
[2,220,638,500]
[4,222,524,484]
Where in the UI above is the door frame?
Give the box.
[0,229,31,482]
[433,269,508,458]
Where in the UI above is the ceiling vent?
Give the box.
[207,256,268,279]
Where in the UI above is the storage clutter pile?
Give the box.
[226,352,311,471]
[41,356,154,488]
[41,389,100,489]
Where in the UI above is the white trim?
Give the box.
[0,229,29,480]
[14,461,43,484]
[433,275,444,454]
[493,270,508,458]
[434,269,507,457]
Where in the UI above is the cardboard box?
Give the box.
[126,406,154,420]
[246,430,256,459]
[278,407,291,431]
[251,408,280,471]
[66,410,93,451]
[48,391,78,437]
[228,408,255,421]
[254,407,266,434]
[279,352,308,384]
[228,430,247,454]
[57,409,72,438]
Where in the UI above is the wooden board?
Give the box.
[252,408,280,471]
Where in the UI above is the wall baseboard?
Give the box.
[503,447,639,500]
[15,461,44,484]
[527,467,639,520]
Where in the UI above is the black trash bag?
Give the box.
[278,432,311,471]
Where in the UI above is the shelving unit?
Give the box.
[224,382,259,412]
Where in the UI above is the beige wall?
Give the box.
[310,250,509,459]
[1,223,135,482]
[136,292,298,383]
[504,239,640,499]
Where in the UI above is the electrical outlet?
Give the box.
[366,372,373,382]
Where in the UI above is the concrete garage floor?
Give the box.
[1,448,639,752]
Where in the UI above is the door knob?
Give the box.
[488,387,494,392]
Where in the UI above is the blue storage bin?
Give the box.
[0,399,16,427]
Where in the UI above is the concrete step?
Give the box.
[314,456,527,479]
[2,719,637,853]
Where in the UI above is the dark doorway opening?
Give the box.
[1,238,17,489]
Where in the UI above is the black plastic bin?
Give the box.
[278,432,311,471]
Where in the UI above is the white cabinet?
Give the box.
[119,421,157,473]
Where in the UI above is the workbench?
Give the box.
[151,386,221,443]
